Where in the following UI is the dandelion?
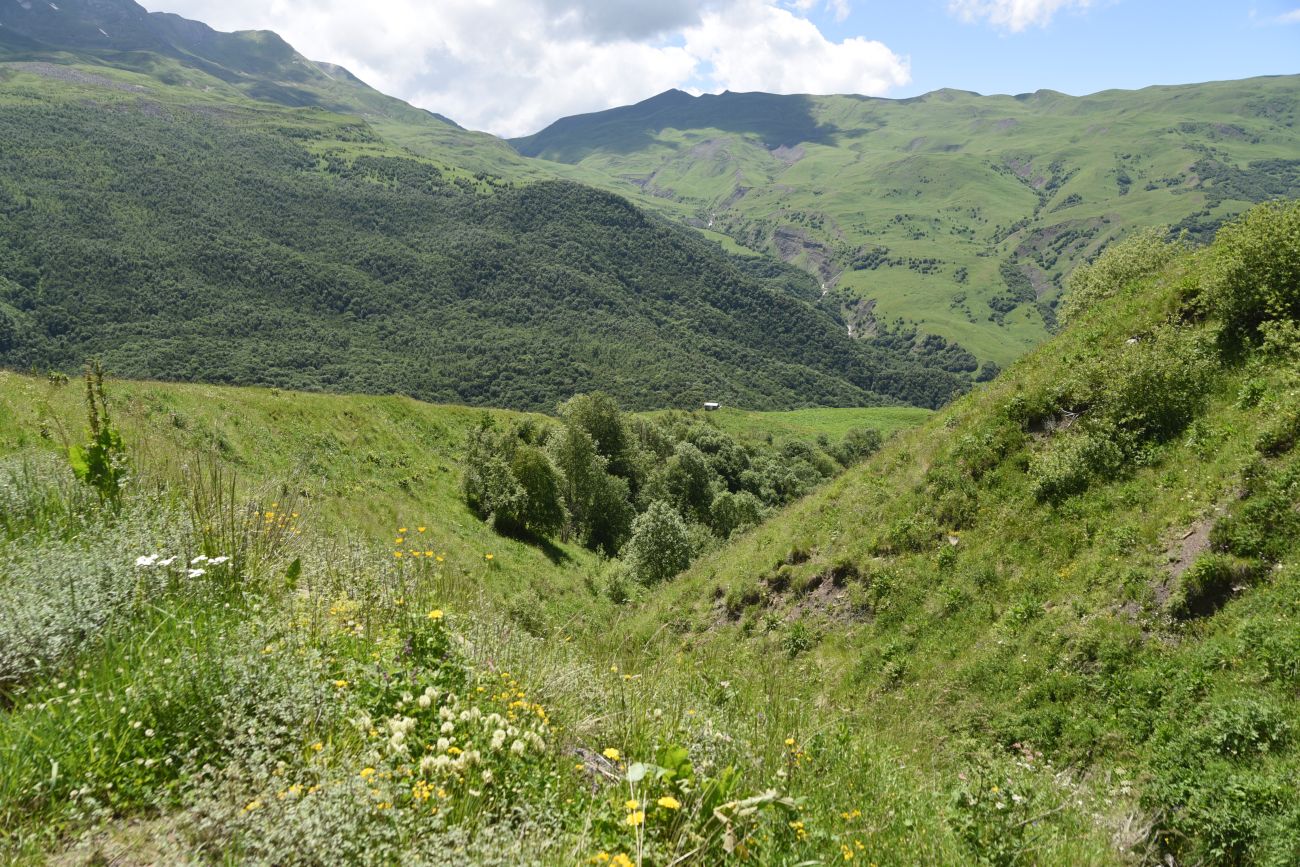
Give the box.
[311,742,324,752]
[657,796,681,810]
[612,856,633,867]
[602,747,621,761]
[333,680,349,689]
[485,553,494,561]
[398,527,407,533]
[244,800,262,812]
[418,526,426,533]
[360,767,376,779]
[624,799,640,810]
[625,810,644,827]
[427,609,444,621]
[394,552,404,558]
[425,550,434,557]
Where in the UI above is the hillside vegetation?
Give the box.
[511,79,1300,367]
[1,201,1295,865]
[0,0,965,412]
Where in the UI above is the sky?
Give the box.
[140,0,1300,138]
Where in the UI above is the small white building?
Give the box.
[703,401,721,411]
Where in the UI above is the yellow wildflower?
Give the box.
[612,856,633,867]
[602,748,621,761]
[418,526,426,532]
[333,679,348,689]
[244,799,262,812]
[428,609,444,620]
[657,795,681,810]
[360,767,376,779]
[624,799,639,810]
[625,810,644,827]
[311,741,324,752]
[485,553,494,561]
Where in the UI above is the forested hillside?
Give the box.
[512,78,1300,367]
[0,54,964,411]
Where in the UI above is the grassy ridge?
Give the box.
[511,78,1300,367]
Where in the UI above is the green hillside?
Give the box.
[1,203,1294,866]
[511,78,1300,367]
[0,0,966,412]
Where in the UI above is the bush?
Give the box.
[624,501,692,585]
[1059,225,1185,325]
[1028,428,1126,503]
[1205,199,1300,349]
[1169,553,1264,619]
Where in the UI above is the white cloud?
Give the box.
[142,0,900,137]
[686,1,907,95]
[1277,7,1300,23]
[947,0,1093,31]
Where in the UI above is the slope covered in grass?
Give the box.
[512,79,1300,368]
[610,200,1300,864]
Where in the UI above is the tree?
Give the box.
[710,490,765,538]
[658,442,716,522]
[560,392,634,479]
[624,501,692,585]
[507,446,565,537]
[836,427,884,466]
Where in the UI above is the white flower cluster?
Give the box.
[135,552,229,579]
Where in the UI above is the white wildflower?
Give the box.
[510,739,526,756]
[135,555,158,567]
[186,569,205,579]
[440,721,455,735]
[190,555,208,565]
[209,556,230,565]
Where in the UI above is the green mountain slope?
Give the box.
[511,78,1300,367]
[605,200,1300,863]
[0,2,966,411]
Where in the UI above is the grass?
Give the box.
[2,203,1297,864]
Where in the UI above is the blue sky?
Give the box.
[816,1,1299,98]
[147,0,1299,136]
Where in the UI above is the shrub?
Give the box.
[1205,199,1300,349]
[1028,428,1126,503]
[1059,225,1184,325]
[1169,553,1264,619]
[624,501,692,585]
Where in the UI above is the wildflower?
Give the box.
[425,550,434,557]
[244,799,262,812]
[436,555,445,563]
[311,742,324,752]
[191,555,208,565]
[186,568,205,579]
[135,554,158,567]
[398,527,407,533]
[785,738,795,746]
[158,556,176,566]
[394,552,404,558]
[210,556,230,565]
[485,553,494,561]
[592,855,611,864]
[624,799,640,810]
[418,526,426,533]
[359,767,376,779]
[510,739,526,756]
[625,810,644,827]
[657,796,681,810]
[333,680,349,689]
[602,747,621,761]
[612,856,633,867]
[427,609,444,621]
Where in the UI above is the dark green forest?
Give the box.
[0,97,965,411]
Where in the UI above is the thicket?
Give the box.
[464,394,884,585]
